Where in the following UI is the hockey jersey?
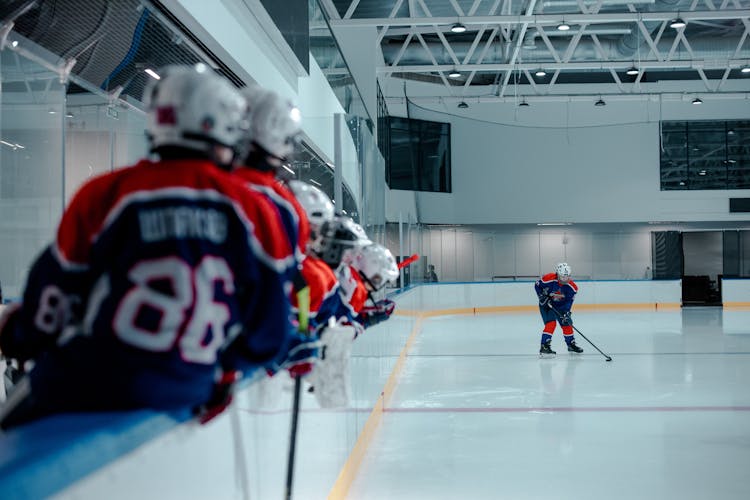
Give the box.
[233,168,309,264]
[534,272,578,313]
[290,256,350,333]
[0,159,296,419]
[338,264,369,317]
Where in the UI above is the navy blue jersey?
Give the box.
[0,159,296,416]
[535,272,578,313]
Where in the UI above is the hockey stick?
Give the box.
[284,282,311,500]
[548,303,612,362]
[397,254,420,269]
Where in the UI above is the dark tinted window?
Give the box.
[387,117,451,193]
[660,120,750,190]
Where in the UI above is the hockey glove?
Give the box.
[538,292,551,307]
[357,299,396,329]
[335,318,365,340]
[194,370,241,425]
[282,337,321,378]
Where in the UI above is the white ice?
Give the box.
[347,307,750,500]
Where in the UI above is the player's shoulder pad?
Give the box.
[565,280,579,292]
[540,272,557,283]
[227,176,296,267]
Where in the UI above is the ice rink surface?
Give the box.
[347,307,750,500]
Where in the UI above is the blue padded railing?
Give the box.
[0,408,192,499]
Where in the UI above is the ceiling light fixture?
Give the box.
[450,23,467,34]
[557,21,570,31]
[741,65,750,74]
[692,97,703,104]
[534,69,547,77]
[595,97,606,107]
[626,66,639,76]
[669,18,686,29]
[144,68,161,80]
[518,100,530,107]
[448,69,461,78]
[11,40,18,48]
[457,101,469,109]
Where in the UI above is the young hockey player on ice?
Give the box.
[534,262,583,357]
[0,65,297,429]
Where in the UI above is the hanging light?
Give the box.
[457,101,469,109]
[448,69,461,78]
[740,65,750,74]
[557,21,571,31]
[669,18,686,29]
[450,23,467,33]
[534,69,547,77]
[626,66,639,76]
[692,97,703,104]
[144,68,161,80]
[595,97,606,107]
[518,100,530,107]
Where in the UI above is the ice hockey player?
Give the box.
[0,64,296,429]
[312,216,372,329]
[534,262,583,357]
[351,243,399,329]
[234,84,309,264]
[286,180,350,334]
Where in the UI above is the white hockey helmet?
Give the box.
[287,180,334,235]
[143,64,247,156]
[556,262,572,278]
[312,215,371,267]
[352,243,399,291]
[241,84,302,161]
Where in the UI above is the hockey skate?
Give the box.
[539,341,556,358]
[567,341,583,354]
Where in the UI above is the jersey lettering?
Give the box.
[113,256,235,364]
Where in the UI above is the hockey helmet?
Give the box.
[555,262,572,279]
[351,243,399,291]
[240,84,302,161]
[144,64,247,158]
[287,180,334,236]
[312,216,371,267]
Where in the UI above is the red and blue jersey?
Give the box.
[233,168,309,265]
[534,272,578,313]
[337,264,368,318]
[0,159,296,414]
[291,256,350,333]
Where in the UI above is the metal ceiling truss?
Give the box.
[327,0,750,98]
